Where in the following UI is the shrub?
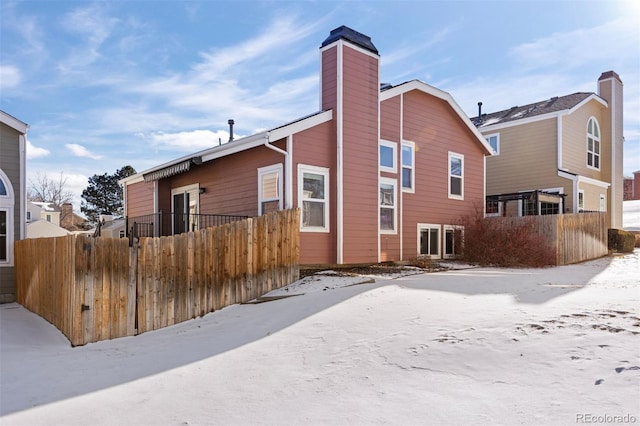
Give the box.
[458,209,556,267]
[407,256,435,269]
[607,229,636,253]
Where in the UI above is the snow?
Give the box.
[624,200,640,231]
[1,248,639,425]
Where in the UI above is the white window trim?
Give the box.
[417,223,441,259]
[586,116,601,171]
[485,133,500,155]
[0,169,15,266]
[379,140,397,173]
[443,225,463,259]
[298,164,330,233]
[379,177,397,234]
[486,200,502,217]
[171,183,200,234]
[448,152,464,200]
[257,163,283,215]
[578,190,585,211]
[401,140,415,193]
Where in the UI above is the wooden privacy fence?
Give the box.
[15,209,300,346]
[486,212,608,265]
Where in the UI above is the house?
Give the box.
[26,219,72,239]
[0,110,28,303]
[623,171,639,201]
[27,201,62,226]
[60,202,91,232]
[472,72,624,228]
[122,26,493,265]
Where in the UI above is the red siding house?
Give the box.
[122,26,493,265]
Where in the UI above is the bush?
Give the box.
[458,209,556,267]
[607,229,636,253]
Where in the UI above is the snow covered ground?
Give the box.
[1,248,639,425]
[624,199,640,231]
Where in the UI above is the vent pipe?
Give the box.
[228,119,235,142]
[477,102,483,119]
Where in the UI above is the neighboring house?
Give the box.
[60,203,91,232]
[0,111,28,303]
[472,72,624,228]
[27,219,72,239]
[122,26,492,264]
[27,201,62,226]
[93,214,126,238]
[623,171,639,201]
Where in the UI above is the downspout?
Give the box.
[19,133,27,240]
[264,134,292,209]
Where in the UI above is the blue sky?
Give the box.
[1,0,639,209]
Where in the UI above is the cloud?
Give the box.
[26,139,50,159]
[509,17,639,72]
[65,143,103,160]
[0,65,21,89]
[148,129,233,151]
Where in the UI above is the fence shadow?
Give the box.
[0,252,619,417]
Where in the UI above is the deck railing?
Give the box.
[125,212,248,238]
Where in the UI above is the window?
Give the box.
[599,194,606,212]
[540,202,559,215]
[444,225,463,259]
[26,211,31,221]
[578,191,585,212]
[448,152,464,199]
[587,117,600,169]
[0,211,7,262]
[0,170,14,265]
[258,164,283,215]
[486,200,501,217]
[299,165,329,232]
[402,141,415,192]
[379,140,397,173]
[418,224,440,258]
[379,178,397,233]
[485,133,500,155]
[46,214,52,222]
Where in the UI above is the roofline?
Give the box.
[0,110,29,134]
[380,80,493,154]
[122,110,333,185]
[477,94,607,132]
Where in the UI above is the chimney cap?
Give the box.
[598,70,622,83]
[321,26,378,55]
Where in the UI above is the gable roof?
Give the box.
[472,92,607,129]
[381,80,494,155]
[0,110,29,134]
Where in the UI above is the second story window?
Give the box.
[402,141,415,192]
[379,140,397,173]
[587,117,600,169]
[485,133,500,155]
[448,152,464,200]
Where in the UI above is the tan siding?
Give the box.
[483,118,558,195]
[562,100,607,180]
[341,46,379,264]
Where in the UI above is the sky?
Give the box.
[1,0,639,211]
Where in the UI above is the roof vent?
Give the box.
[228,119,235,142]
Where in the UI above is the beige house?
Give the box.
[473,71,624,228]
[27,201,62,226]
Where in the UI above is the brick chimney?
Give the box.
[60,203,74,230]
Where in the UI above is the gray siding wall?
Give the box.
[0,122,22,302]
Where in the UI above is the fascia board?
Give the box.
[567,94,608,114]
[0,111,28,134]
[478,111,563,132]
[381,80,494,155]
[268,110,333,142]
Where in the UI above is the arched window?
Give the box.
[0,169,15,265]
[587,117,600,169]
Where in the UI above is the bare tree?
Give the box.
[28,172,75,222]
